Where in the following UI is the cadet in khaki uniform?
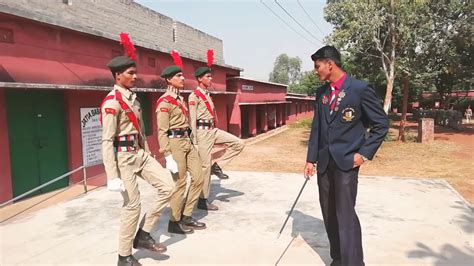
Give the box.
[156,65,206,234]
[189,67,245,211]
[102,56,174,266]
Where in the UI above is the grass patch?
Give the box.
[289,118,313,128]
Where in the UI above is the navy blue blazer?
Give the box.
[306,76,389,173]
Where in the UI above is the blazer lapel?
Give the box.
[329,76,352,124]
[321,85,331,124]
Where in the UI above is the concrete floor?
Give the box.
[0,171,472,265]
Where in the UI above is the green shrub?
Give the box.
[406,131,418,142]
[412,109,463,130]
[384,131,396,142]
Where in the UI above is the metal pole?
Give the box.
[83,166,88,193]
[277,178,309,239]
[0,166,85,208]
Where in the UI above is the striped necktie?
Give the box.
[329,86,339,115]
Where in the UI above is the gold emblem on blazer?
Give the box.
[342,107,355,122]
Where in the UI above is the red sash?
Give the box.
[194,89,216,121]
[155,95,188,116]
[100,90,141,133]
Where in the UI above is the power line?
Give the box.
[297,0,327,37]
[274,0,324,45]
[260,0,318,46]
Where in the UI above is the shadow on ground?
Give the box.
[451,201,474,234]
[133,249,170,262]
[191,181,245,222]
[407,200,474,265]
[290,209,332,265]
[209,181,245,203]
[407,242,474,266]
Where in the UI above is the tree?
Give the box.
[342,52,387,97]
[325,0,432,114]
[288,71,324,95]
[269,54,302,85]
[325,1,472,101]
[417,1,473,108]
[396,1,472,140]
[324,0,472,141]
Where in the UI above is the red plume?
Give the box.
[119,32,137,60]
[207,49,214,67]
[170,50,183,69]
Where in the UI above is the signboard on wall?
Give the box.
[242,84,254,91]
[80,107,102,166]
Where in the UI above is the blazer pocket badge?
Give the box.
[322,95,329,104]
[342,107,355,122]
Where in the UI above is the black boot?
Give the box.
[118,255,141,266]
[132,228,167,253]
[181,215,207,230]
[211,162,229,179]
[197,197,219,211]
[168,220,194,234]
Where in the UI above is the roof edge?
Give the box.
[0,5,242,71]
[227,76,287,88]
[0,82,237,94]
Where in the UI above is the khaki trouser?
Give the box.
[169,138,204,221]
[118,149,174,256]
[197,128,245,199]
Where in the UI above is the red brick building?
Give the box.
[418,90,474,109]
[0,0,314,203]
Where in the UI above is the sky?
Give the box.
[135,0,333,81]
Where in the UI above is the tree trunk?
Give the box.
[442,94,451,110]
[382,0,397,115]
[383,67,395,114]
[397,72,410,142]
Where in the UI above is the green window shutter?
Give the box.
[137,92,152,136]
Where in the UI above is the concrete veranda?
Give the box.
[0,171,473,265]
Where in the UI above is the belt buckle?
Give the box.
[169,131,179,138]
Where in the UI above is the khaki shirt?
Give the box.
[188,87,216,142]
[156,88,189,156]
[101,85,149,180]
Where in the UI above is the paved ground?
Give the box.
[1,171,473,265]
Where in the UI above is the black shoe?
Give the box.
[197,198,219,211]
[168,220,194,234]
[181,215,207,230]
[211,163,229,179]
[330,259,342,266]
[133,228,167,253]
[118,255,141,266]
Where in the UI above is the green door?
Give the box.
[6,90,69,198]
